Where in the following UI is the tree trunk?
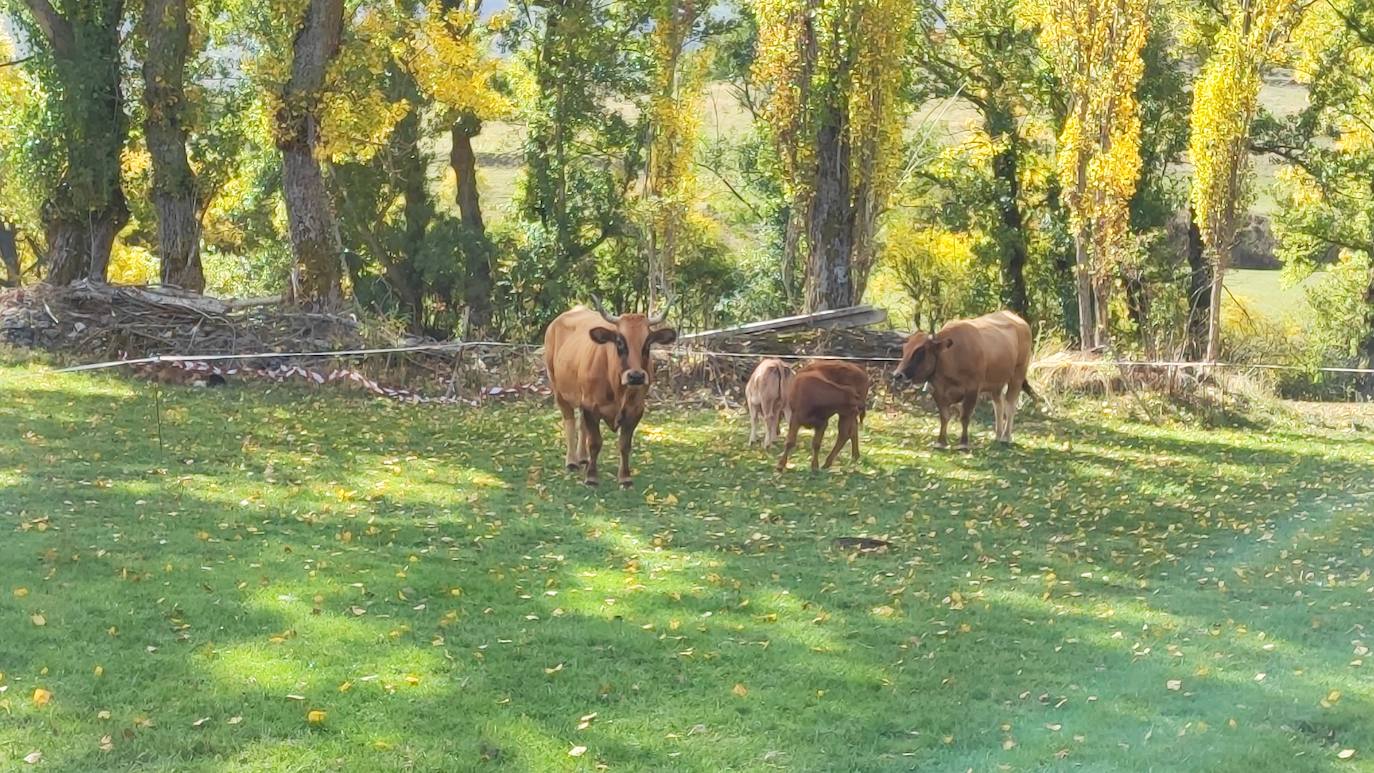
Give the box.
[1045,177,1079,341]
[394,103,431,332]
[1123,268,1151,356]
[451,113,492,333]
[276,0,345,305]
[781,204,802,308]
[22,0,129,285]
[987,108,1029,317]
[1073,230,1096,349]
[804,119,855,312]
[1184,206,1210,360]
[142,0,203,292]
[1204,243,1226,362]
[1363,220,1374,396]
[451,116,486,236]
[0,223,20,287]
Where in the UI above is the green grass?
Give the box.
[1225,268,1324,323]
[2,358,1373,771]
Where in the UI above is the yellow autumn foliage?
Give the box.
[882,222,986,329]
[1188,0,1305,260]
[409,3,512,121]
[1041,0,1149,275]
[753,0,911,204]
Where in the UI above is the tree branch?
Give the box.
[20,0,76,57]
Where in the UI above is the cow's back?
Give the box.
[938,311,1032,391]
[790,362,868,425]
[800,361,869,397]
[545,307,613,406]
[747,358,792,407]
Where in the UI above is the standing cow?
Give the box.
[544,297,677,487]
[891,310,1038,449]
[745,358,794,448]
[776,361,869,473]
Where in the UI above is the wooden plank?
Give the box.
[678,305,887,343]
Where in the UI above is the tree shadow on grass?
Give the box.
[2,375,1373,770]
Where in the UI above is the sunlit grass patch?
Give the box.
[1,361,1372,771]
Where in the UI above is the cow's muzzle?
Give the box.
[624,369,648,386]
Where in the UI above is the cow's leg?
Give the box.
[772,407,787,449]
[823,415,851,469]
[557,397,580,470]
[581,410,603,486]
[615,416,638,489]
[957,394,977,451]
[935,402,951,449]
[991,392,1005,442]
[1003,381,1023,443]
[776,418,800,472]
[849,413,860,461]
[747,402,759,447]
[810,419,827,473]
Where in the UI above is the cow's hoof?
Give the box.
[618,480,633,490]
[566,463,580,472]
[933,441,949,450]
[956,443,971,453]
[583,478,599,487]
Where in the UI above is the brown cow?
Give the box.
[891,310,1038,449]
[776,361,869,473]
[745,358,794,448]
[544,296,677,487]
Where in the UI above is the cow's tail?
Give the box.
[1022,379,1050,412]
[775,364,786,406]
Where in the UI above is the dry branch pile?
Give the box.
[1,282,915,406]
[0,281,375,358]
[665,326,909,405]
[0,282,542,399]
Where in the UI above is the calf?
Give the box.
[745,358,794,448]
[776,361,869,473]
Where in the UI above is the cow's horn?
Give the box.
[589,294,621,324]
[648,289,675,326]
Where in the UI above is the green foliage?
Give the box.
[882,221,990,330]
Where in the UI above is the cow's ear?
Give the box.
[938,338,955,350]
[589,326,619,345]
[648,327,677,346]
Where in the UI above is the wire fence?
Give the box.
[11,339,1368,408]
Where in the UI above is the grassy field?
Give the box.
[2,358,1373,771]
[1225,268,1323,323]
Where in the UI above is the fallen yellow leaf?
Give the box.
[32,688,52,707]
[1166,680,1182,691]
[732,683,749,698]
[307,709,327,726]
[1337,749,1356,760]
[568,745,587,757]
[13,587,28,598]
[30,614,45,627]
